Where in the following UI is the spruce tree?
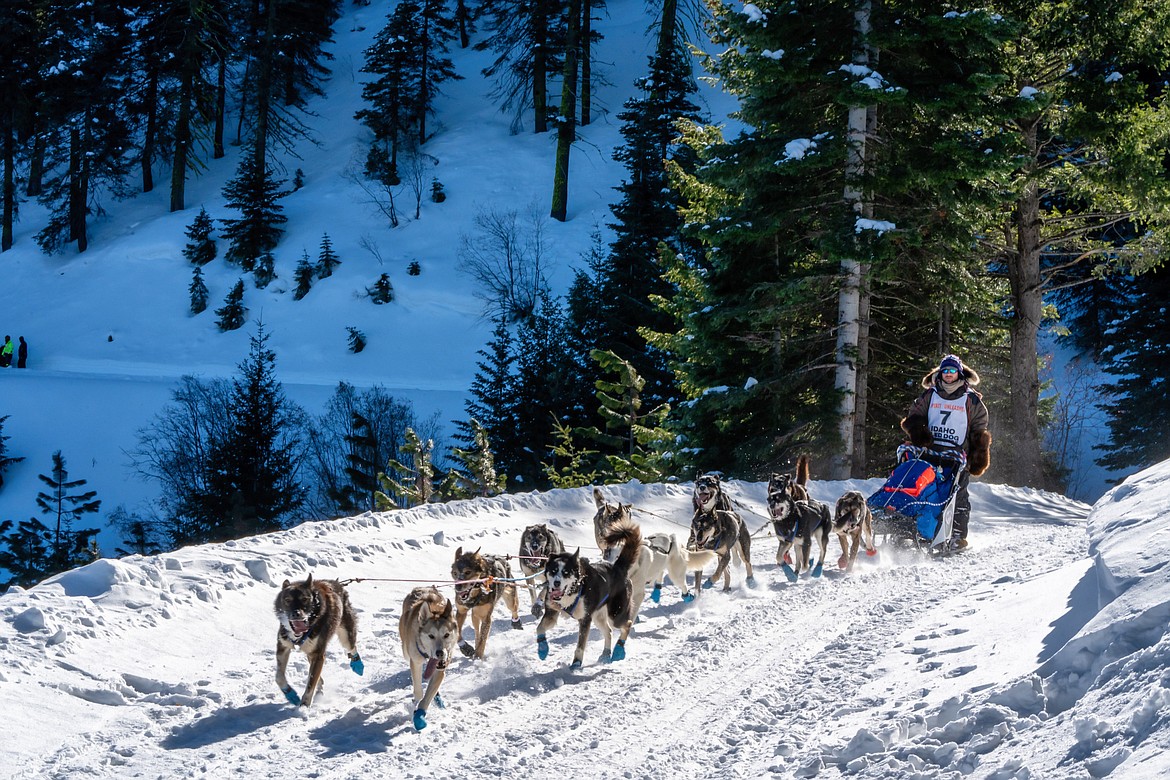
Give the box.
[0,519,53,587]
[220,150,287,271]
[441,419,505,499]
[357,2,423,181]
[328,411,381,513]
[293,251,314,300]
[188,323,305,542]
[0,414,25,489]
[216,279,248,332]
[416,0,463,143]
[253,250,276,289]
[316,232,340,278]
[189,266,209,314]
[35,450,101,573]
[368,273,395,304]
[346,327,367,353]
[1096,266,1170,472]
[182,207,217,265]
[375,428,435,509]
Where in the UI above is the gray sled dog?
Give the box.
[537,519,642,668]
[517,523,566,617]
[687,474,754,592]
[450,547,523,658]
[273,574,364,708]
[767,485,832,581]
[399,586,457,731]
[832,490,876,572]
[592,487,633,555]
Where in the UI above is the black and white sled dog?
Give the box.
[517,523,566,617]
[450,547,523,659]
[399,586,457,731]
[592,486,633,555]
[832,490,876,572]
[767,482,832,582]
[537,519,642,668]
[273,574,364,708]
[687,473,755,592]
[767,454,812,505]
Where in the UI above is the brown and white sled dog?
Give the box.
[450,548,523,659]
[273,574,364,708]
[517,523,566,617]
[688,474,755,592]
[399,586,457,730]
[592,487,633,555]
[537,520,642,668]
[767,454,811,505]
[767,486,832,582]
[832,490,876,572]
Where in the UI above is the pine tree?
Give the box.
[587,348,673,483]
[216,279,247,332]
[189,266,209,314]
[357,1,423,181]
[182,207,217,265]
[187,323,306,543]
[293,251,314,300]
[1096,266,1170,472]
[328,411,381,513]
[367,273,395,304]
[541,417,601,489]
[442,419,505,499]
[253,250,276,289]
[346,327,367,353]
[0,518,53,587]
[107,505,166,557]
[34,0,136,253]
[220,150,287,271]
[0,414,25,488]
[35,450,102,573]
[415,0,463,143]
[375,428,435,509]
[316,233,340,278]
[476,0,570,133]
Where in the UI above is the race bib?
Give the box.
[926,391,969,448]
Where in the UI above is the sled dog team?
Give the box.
[273,459,874,730]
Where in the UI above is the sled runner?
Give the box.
[866,444,966,552]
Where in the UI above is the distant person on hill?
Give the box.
[16,336,27,368]
[0,336,12,367]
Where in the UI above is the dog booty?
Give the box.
[745,575,756,588]
[349,652,364,676]
[570,660,583,671]
[434,693,445,709]
[413,709,428,731]
[702,578,714,590]
[811,561,824,578]
[536,634,549,660]
[282,686,301,706]
[650,585,661,604]
[610,640,626,663]
[511,619,524,630]
[682,592,695,603]
[780,562,798,583]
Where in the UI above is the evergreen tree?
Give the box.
[216,279,248,332]
[253,250,276,289]
[367,273,395,304]
[187,323,306,543]
[416,0,462,143]
[35,0,136,253]
[107,505,167,557]
[0,414,25,489]
[316,232,340,278]
[599,4,702,411]
[375,428,436,509]
[588,348,673,483]
[0,0,37,252]
[346,327,367,353]
[182,207,217,265]
[475,0,568,133]
[189,266,209,315]
[357,2,423,182]
[293,251,314,300]
[441,418,505,499]
[329,411,381,513]
[220,150,287,271]
[35,450,102,573]
[1096,265,1170,472]
[541,417,601,489]
[0,518,53,588]
[464,314,517,471]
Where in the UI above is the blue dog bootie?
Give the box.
[536,634,549,660]
[282,686,301,706]
[413,708,428,730]
[348,651,364,676]
[682,592,695,603]
[650,584,662,604]
[610,640,626,663]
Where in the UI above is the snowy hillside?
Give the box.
[4,465,1169,779]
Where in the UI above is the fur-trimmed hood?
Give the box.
[920,356,980,389]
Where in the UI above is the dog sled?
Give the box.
[866,444,966,553]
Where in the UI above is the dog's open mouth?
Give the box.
[548,587,565,601]
[290,619,309,635]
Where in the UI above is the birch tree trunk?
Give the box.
[829,0,871,480]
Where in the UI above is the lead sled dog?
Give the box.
[273,574,364,708]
